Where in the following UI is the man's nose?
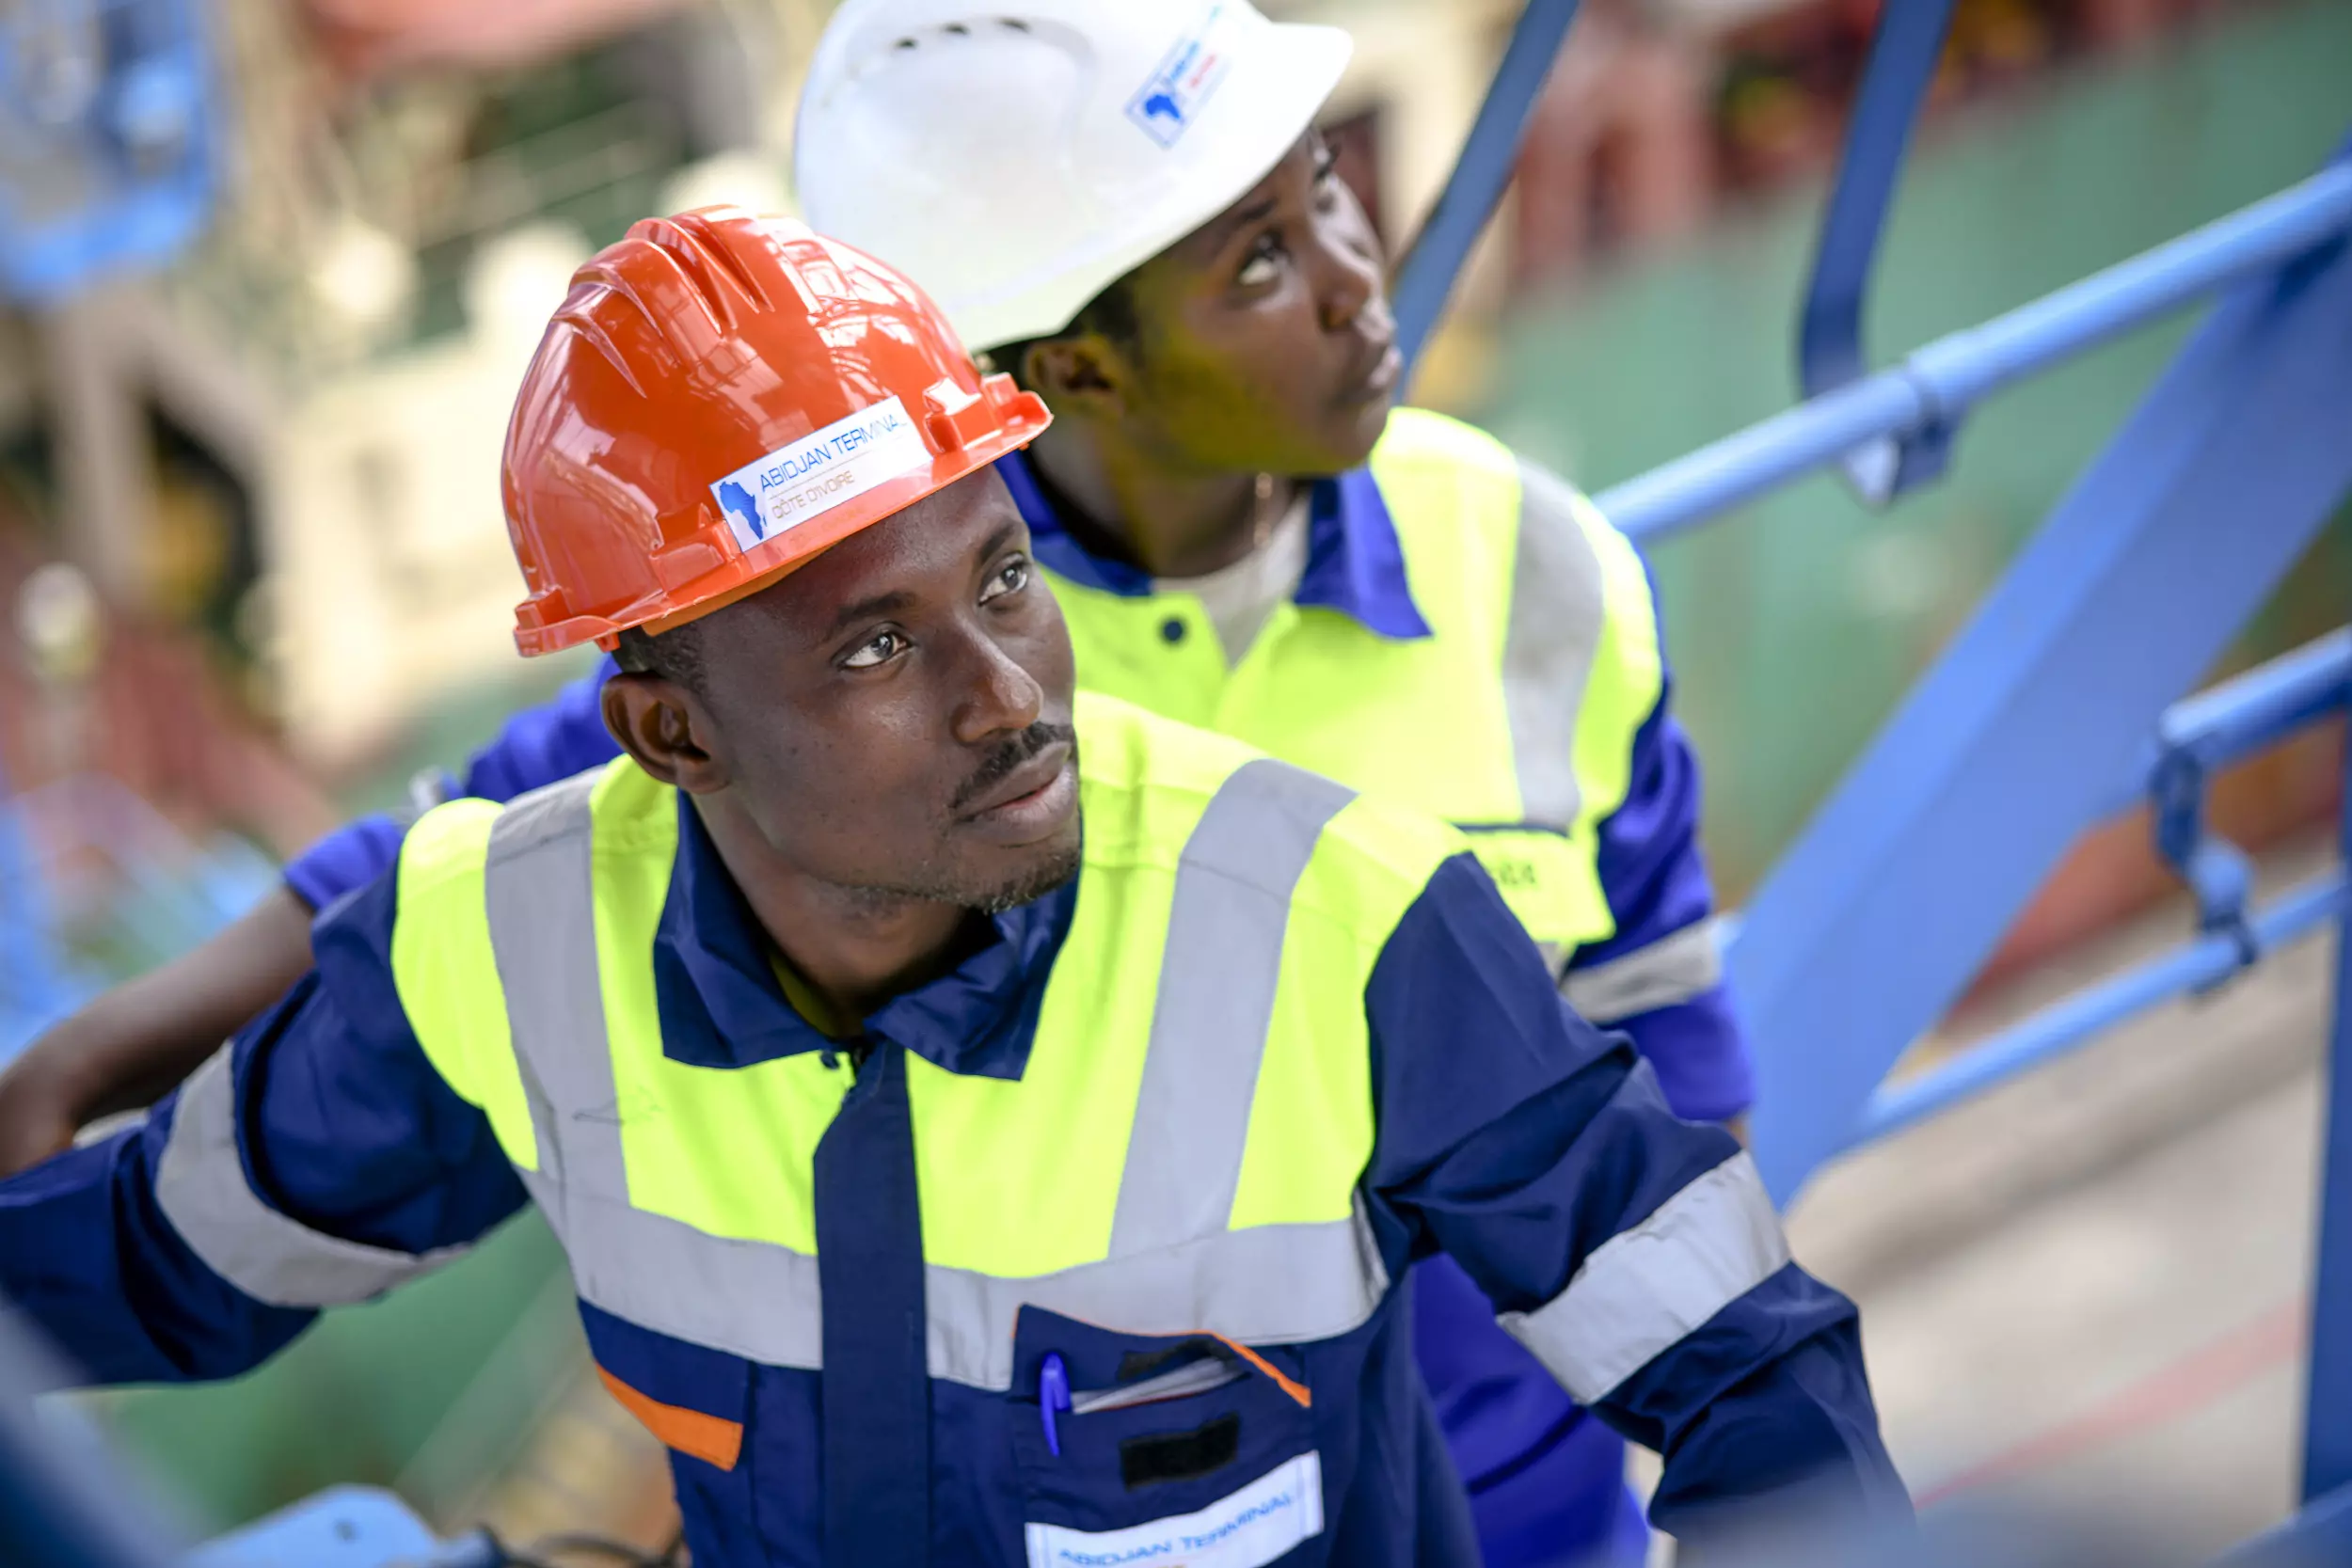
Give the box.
[949,626,1045,748]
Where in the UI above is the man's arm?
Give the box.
[0,866,526,1385]
[0,660,619,1176]
[1366,852,1906,1546]
[0,888,313,1174]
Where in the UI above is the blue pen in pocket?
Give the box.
[1039,1351,1072,1457]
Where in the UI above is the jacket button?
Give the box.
[1160,616,1187,644]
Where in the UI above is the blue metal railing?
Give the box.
[1595,159,2352,544]
[1394,0,2352,1553]
[1839,633,2349,1153]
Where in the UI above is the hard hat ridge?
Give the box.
[501,207,1052,657]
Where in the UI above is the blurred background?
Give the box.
[0,0,2344,1560]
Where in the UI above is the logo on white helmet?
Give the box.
[1124,3,1240,149]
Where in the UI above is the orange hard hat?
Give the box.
[501,207,1052,657]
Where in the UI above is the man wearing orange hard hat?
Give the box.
[0,212,1904,1565]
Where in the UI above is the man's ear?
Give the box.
[602,673,727,793]
[1021,333,1134,418]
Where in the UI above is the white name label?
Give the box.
[707,395,930,555]
[1024,1451,1323,1568]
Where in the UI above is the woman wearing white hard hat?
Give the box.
[797,5,1759,1565]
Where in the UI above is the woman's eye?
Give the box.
[1237,234,1285,287]
[841,629,906,670]
[980,556,1031,604]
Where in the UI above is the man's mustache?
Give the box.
[950,721,1078,812]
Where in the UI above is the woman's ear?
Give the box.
[602,673,727,794]
[1021,333,1134,418]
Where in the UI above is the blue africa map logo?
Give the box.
[719,480,764,541]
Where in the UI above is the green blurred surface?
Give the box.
[1478,0,2352,893]
[86,1213,573,1534]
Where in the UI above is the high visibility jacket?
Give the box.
[1039,409,1656,983]
[6,694,1903,1567]
[394,694,1450,1394]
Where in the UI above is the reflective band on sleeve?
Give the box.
[1561,920,1725,1023]
[1107,758,1359,1257]
[1502,460,1608,832]
[1500,1150,1788,1404]
[153,1048,471,1308]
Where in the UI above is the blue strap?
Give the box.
[817,1039,931,1567]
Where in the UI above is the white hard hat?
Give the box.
[795,0,1352,352]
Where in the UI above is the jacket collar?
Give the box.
[997,449,1433,641]
[650,793,1075,1079]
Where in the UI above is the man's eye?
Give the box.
[1237,234,1285,288]
[841,629,907,670]
[980,556,1031,604]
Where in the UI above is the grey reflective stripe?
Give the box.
[1502,460,1607,831]
[515,1166,826,1369]
[485,771,628,1219]
[1501,1150,1788,1404]
[154,1048,470,1307]
[1107,758,1359,1256]
[931,1199,1386,1392]
[516,1181,1381,1389]
[1561,920,1725,1023]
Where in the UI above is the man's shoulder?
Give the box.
[1073,691,1466,907]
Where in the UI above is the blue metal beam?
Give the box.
[2217,1476,2352,1565]
[1734,223,2352,1203]
[1597,161,2352,546]
[1391,0,1582,378]
[2305,719,2352,1502]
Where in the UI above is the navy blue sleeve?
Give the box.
[1572,570,1755,1123]
[0,867,526,1386]
[1365,853,1904,1538]
[282,658,621,911]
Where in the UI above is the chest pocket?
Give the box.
[1461,827,1613,968]
[1009,1307,1325,1568]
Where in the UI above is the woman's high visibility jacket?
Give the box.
[2,695,1900,1566]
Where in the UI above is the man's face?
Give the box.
[678,469,1081,911]
[1108,134,1399,476]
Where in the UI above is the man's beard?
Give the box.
[835,723,1084,915]
[832,830,1083,917]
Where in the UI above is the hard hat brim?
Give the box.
[514,402,1053,657]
